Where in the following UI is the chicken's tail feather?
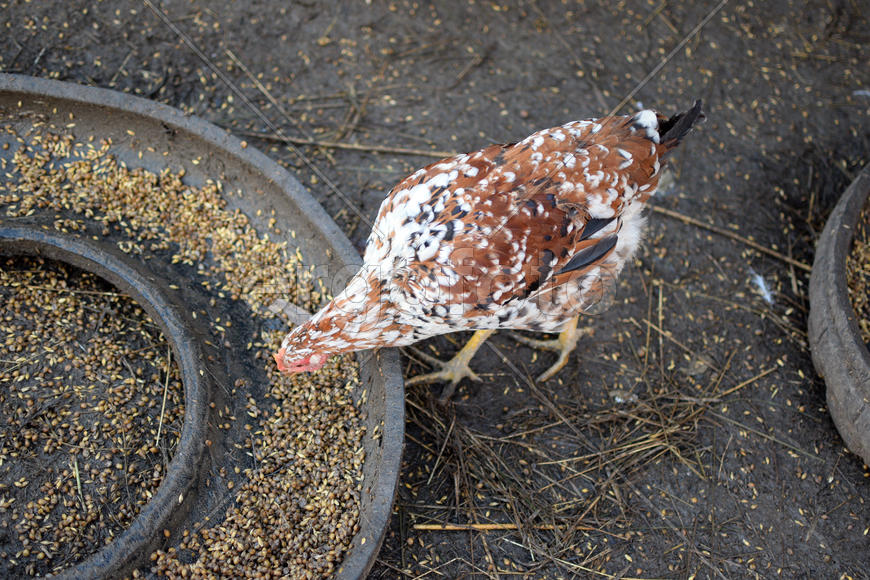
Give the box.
[659,99,705,148]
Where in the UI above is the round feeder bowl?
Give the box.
[809,163,870,466]
[0,74,404,578]
[0,225,211,579]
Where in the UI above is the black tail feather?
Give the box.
[659,99,705,146]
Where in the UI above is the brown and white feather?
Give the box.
[276,102,703,370]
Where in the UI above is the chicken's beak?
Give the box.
[274,347,289,372]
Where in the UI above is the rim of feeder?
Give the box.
[0,73,405,579]
[0,224,211,578]
[809,163,870,466]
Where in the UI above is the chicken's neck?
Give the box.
[290,270,412,357]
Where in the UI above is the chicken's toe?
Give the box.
[508,316,592,382]
[405,350,480,399]
[404,329,495,400]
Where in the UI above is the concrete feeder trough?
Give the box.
[0,73,404,578]
[809,163,870,467]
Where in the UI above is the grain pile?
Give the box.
[846,200,870,346]
[0,113,365,578]
[150,348,364,579]
[0,257,184,577]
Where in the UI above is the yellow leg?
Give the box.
[509,316,591,382]
[406,329,496,400]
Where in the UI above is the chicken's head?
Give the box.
[274,347,327,373]
[273,268,404,374]
[273,306,352,375]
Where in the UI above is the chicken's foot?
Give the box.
[405,329,496,401]
[508,316,592,382]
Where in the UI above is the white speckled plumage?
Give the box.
[276,102,704,375]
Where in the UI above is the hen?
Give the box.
[276,101,704,397]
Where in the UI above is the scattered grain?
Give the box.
[0,113,365,578]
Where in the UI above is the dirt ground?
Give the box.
[2,0,870,578]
